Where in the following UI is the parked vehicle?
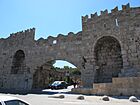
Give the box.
[50,81,68,89]
[0,95,30,105]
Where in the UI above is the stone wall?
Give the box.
[81,3,140,87]
[0,28,83,90]
[32,61,66,89]
[0,3,140,90]
[72,77,140,96]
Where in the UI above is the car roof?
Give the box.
[0,95,19,102]
[53,81,65,82]
[0,95,30,104]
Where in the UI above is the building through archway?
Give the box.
[32,60,81,89]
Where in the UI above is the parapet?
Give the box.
[8,28,35,40]
[36,31,82,46]
[100,9,108,15]
[111,6,118,13]
[91,12,98,18]
[82,3,133,23]
[122,3,130,10]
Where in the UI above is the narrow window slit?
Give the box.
[115,19,119,27]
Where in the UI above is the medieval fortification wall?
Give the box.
[0,3,140,93]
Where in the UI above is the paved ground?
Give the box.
[0,86,139,105]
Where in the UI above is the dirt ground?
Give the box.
[0,93,139,105]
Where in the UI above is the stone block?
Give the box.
[129,96,138,102]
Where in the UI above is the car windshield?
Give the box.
[4,100,29,105]
[52,81,61,85]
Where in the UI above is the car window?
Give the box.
[5,100,29,105]
[61,82,65,85]
[52,81,60,85]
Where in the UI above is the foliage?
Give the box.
[53,66,81,76]
[51,65,81,84]
[71,70,81,76]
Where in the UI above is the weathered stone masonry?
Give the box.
[0,28,83,90]
[0,4,140,92]
[81,3,140,88]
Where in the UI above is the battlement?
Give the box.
[36,31,82,46]
[8,28,35,40]
[0,28,36,48]
[82,3,135,23]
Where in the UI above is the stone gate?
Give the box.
[0,3,140,92]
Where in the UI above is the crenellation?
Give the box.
[76,31,82,36]
[36,34,70,46]
[56,34,67,43]
[111,6,118,13]
[7,28,35,41]
[82,3,140,32]
[0,38,5,41]
[82,15,89,22]
[36,38,47,45]
[68,32,74,36]
[91,12,98,18]
[100,9,108,15]
[45,36,56,45]
[122,3,130,11]
[36,31,79,46]
[57,34,65,38]
[46,31,82,45]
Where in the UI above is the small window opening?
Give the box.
[53,40,57,44]
[115,18,119,27]
[103,23,106,28]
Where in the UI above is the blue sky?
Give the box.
[0,0,139,68]
[53,60,76,68]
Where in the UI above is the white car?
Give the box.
[0,95,29,105]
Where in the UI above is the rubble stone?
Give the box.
[129,96,138,102]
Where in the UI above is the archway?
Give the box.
[11,50,26,74]
[53,60,81,86]
[32,60,81,89]
[94,36,123,83]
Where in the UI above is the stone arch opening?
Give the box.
[94,36,123,83]
[11,50,26,74]
[32,61,55,89]
[53,60,81,86]
[32,60,81,89]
